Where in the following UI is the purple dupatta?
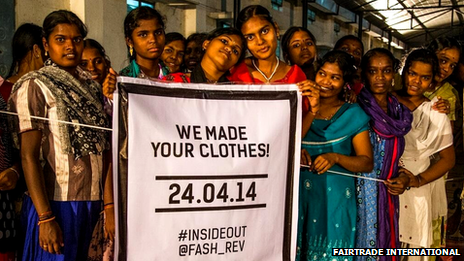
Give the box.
[358,87,412,255]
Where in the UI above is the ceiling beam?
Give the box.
[403,29,443,41]
[356,5,464,12]
[411,10,451,29]
[386,8,449,27]
[451,0,464,24]
[396,0,433,40]
[392,26,462,31]
[411,0,432,8]
[352,0,381,12]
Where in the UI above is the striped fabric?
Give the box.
[9,79,103,201]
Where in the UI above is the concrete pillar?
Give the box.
[81,0,127,70]
[15,0,70,27]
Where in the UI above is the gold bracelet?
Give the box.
[416,174,422,187]
[37,216,56,226]
[9,167,20,178]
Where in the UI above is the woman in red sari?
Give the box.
[229,5,306,84]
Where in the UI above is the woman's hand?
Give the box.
[0,168,19,191]
[300,149,312,167]
[297,80,320,115]
[103,68,118,100]
[432,96,450,114]
[312,153,339,174]
[105,207,115,240]
[344,88,357,104]
[384,168,412,195]
[39,220,64,254]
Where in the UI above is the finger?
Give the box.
[52,242,61,254]
[320,161,332,174]
[303,153,311,167]
[318,164,329,174]
[314,160,327,174]
[109,67,118,76]
[43,244,54,254]
[312,158,324,172]
[104,228,109,239]
[305,154,312,167]
[387,183,403,189]
[301,152,309,166]
[300,86,316,92]
[398,169,411,176]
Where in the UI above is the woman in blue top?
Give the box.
[297,51,373,261]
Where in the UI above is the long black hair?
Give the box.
[398,48,439,97]
[7,23,44,78]
[124,6,165,61]
[318,50,357,85]
[236,5,276,31]
[83,38,111,67]
[360,48,399,86]
[334,35,364,55]
[165,32,185,46]
[427,36,461,54]
[43,10,87,40]
[281,26,316,64]
[317,50,357,100]
[204,27,247,63]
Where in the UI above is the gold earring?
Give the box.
[45,50,48,56]
[129,46,133,56]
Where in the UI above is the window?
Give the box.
[271,0,283,11]
[307,9,316,24]
[218,21,232,28]
[127,0,154,13]
[334,22,340,33]
[276,41,281,59]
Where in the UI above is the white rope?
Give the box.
[0,110,113,131]
[300,164,385,182]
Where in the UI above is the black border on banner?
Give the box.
[115,81,298,261]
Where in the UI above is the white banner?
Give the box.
[113,77,301,261]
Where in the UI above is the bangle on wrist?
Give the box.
[104,202,114,206]
[38,211,53,220]
[37,216,55,226]
[416,174,422,187]
[9,167,20,178]
[104,204,114,210]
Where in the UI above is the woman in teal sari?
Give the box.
[297,51,373,261]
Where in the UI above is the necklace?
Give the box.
[426,82,442,96]
[317,101,343,120]
[252,57,280,83]
[139,63,163,80]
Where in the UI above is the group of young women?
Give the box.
[0,3,460,261]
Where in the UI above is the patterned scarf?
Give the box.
[11,59,109,159]
[190,64,230,83]
[120,60,164,80]
[358,87,412,253]
[0,94,12,172]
